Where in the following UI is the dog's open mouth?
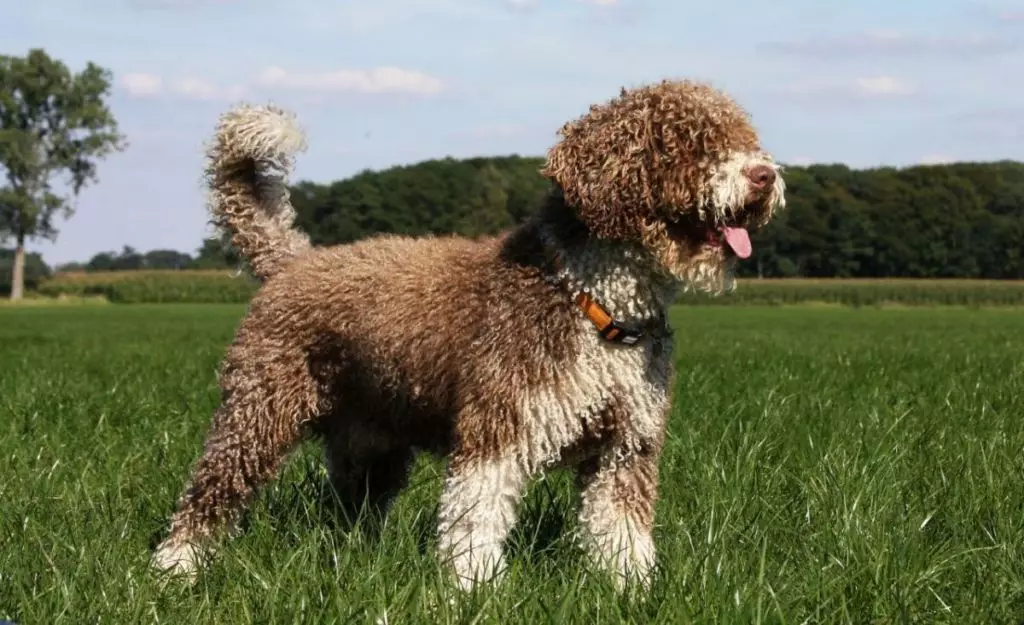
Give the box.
[665,214,753,259]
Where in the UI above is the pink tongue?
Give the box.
[722,227,752,259]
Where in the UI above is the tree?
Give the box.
[111,245,144,271]
[282,155,1024,280]
[0,48,126,299]
[0,247,50,295]
[85,251,116,272]
[144,248,194,270]
[194,234,241,269]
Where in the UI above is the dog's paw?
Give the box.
[151,538,204,583]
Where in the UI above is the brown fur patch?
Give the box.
[541,80,760,242]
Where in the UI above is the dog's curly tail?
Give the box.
[204,103,311,281]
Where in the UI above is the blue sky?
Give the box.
[3,0,1023,264]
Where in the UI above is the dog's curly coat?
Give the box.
[152,79,786,591]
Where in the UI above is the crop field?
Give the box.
[2,304,1023,623]
[32,271,1024,307]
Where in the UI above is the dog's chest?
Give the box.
[516,333,673,471]
[513,233,676,470]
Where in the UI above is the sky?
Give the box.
[2,0,1023,265]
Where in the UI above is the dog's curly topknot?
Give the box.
[540,80,761,241]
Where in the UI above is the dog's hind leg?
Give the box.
[152,338,321,580]
[320,420,416,526]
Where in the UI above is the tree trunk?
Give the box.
[10,233,25,301]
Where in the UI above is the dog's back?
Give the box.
[242,227,582,449]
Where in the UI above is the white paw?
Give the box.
[584,518,656,592]
[151,538,203,582]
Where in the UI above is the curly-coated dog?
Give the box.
[152,79,786,592]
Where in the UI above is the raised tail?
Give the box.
[204,104,311,281]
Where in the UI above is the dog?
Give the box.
[152,79,786,592]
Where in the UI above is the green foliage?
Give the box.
[38,270,257,303]
[84,245,196,271]
[0,48,126,237]
[741,161,1024,280]
[3,305,1024,622]
[290,155,549,244]
[193,233,241,269]
[287,157,1024,280]
[0,48,126,298]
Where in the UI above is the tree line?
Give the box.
[285,155,1024,280]
[55,240,239,273]
[9,155,1023,292]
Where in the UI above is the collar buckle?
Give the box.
[574,291,646,346]
[598,319,644,344]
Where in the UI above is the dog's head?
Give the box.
[541,79,786,293]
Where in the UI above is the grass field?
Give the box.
[2,305,1024,623]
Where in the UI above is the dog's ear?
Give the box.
[539,99,661,242]
[540,80,760,240]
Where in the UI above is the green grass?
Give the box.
[2,305,1023,623]
[678,278,1024,308]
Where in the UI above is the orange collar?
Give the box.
[542,239,658,346]
[573,291,647,345]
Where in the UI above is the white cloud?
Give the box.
[118,66,443,103]
[786,156,814,166]
[777,75,917,105]
[854,76,915,97]
[580,0,619,5]
[256,65,444,96]
[120,73,247,101]
[120,73,163,97]
[171,77,247,101]
[759,30,1015,58]
[999,11,1024,20]
[920,153,955,165]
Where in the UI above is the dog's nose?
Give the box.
[745,164,776,189]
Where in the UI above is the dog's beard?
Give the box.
[681,249,737,294]
[641,220,735,295]
[700,151,786,226]
[640,152,784,294]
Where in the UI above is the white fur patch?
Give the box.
[436,455,526,590]
[152,538,203,581]
[703,150,786,222]
[577,447,657,590]
[214,104,308,172]
[582,511,656,590]
[521,233,674,473]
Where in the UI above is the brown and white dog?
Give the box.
[152,79,786,592]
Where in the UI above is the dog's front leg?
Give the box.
[436,453,529,590]
[576,445,661,591]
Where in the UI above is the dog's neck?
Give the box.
[517,189,677,327]
[545,231,675,326]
